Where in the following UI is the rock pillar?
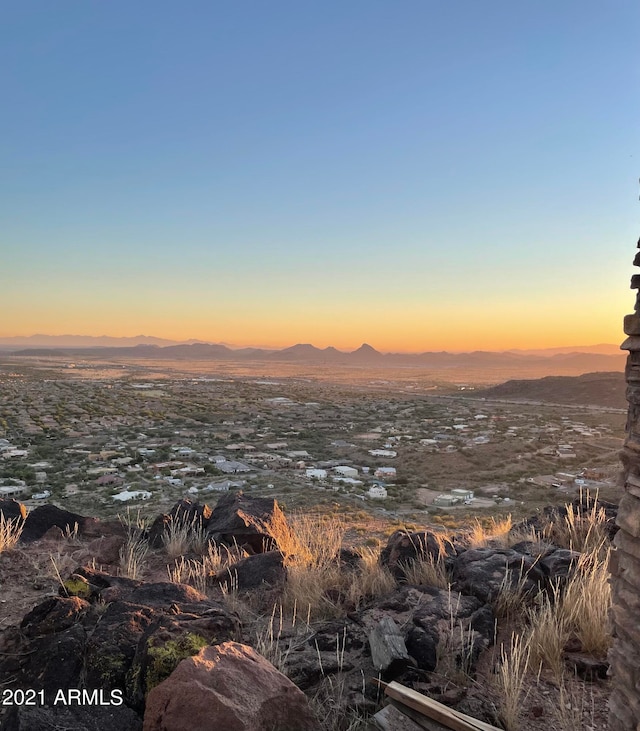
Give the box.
[609,238,640,730]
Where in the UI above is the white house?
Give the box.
[368,485,388,499]
[113,490,152,502]
[306,468,327,480]
[368,449,397,458]
[334,465,358,478]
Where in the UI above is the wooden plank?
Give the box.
[368,704,426,731]
[389,699,452,730]
[383,681,502,731]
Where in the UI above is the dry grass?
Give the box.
[401,553,450,589]
[166,543,233,594]
[162,515,208,559]
[468,515,513,548]
[119,529,149,580]
[434,589,477,685]
[267,511,347,620]
[558,544,612,656]
[540,490,610,556]
[492,560,538,621]
[494,632,531,731]
[525,586,570,682]
[346,547,396,609]
[0,514,23,552]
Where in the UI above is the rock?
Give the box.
[211,550,286,591]
[565,652,608,680]
[0,498,27,523]
[20,505,94,543]
[86,535,126,565]
[1,702,142,731]
[380,530,455,580]
[206,491,286,553]
[368,615,415,676]
[406,625,438,672]
[451,547,546,603]
[0,570,241,724]
[539,548,581,582]
[143,642,317,731]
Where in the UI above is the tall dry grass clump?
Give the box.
[401,553,450,589]
[559,543,611,656]
[119,529,149,580]
[542,490,610,556]
[468,515,513,548]
[267,511,346,620]
[494,632,531,731]
[167,543,232,594]
[162,515,208,558]
[346,547,396,609]
[0,514,23,552]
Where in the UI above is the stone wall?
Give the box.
[609,238,640,730]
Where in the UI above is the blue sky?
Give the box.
[2,1,638,349]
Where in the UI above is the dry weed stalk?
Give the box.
[0,514,23,552]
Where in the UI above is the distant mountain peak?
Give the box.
[352,343,381,356]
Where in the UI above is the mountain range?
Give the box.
[2,339,627,375]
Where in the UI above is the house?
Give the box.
[306,468,327,480]
[451,488,474,501]
[374,467,396,480]
[334,465,358,478]
[434,494,461,507]
[112,490,152,502]
[368,449,397,458]
[368,485,388,499]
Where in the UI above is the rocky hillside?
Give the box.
[469,371,626,409]
[0,493,616,731]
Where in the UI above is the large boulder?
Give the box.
[143,642,317,731]
[380,530,455,580]
[206,491,286,553]
[20,505,96,543]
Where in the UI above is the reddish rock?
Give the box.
[143,642,317,731]
[206,492,286,553]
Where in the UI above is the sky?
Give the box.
[1,1,639,352]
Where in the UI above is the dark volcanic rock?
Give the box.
[1,703,142,731]
[380,530,456,580]
[206,491,285,553]
[0,570,241,725]
[451,547,546,603]
[0,498,27,522]
[211,550,286,591]
[20,505,94,542]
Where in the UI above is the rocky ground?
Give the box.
[0,493,615,731]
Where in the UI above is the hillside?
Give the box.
[470,371,626,409]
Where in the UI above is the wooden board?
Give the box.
[382,681,502,731]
